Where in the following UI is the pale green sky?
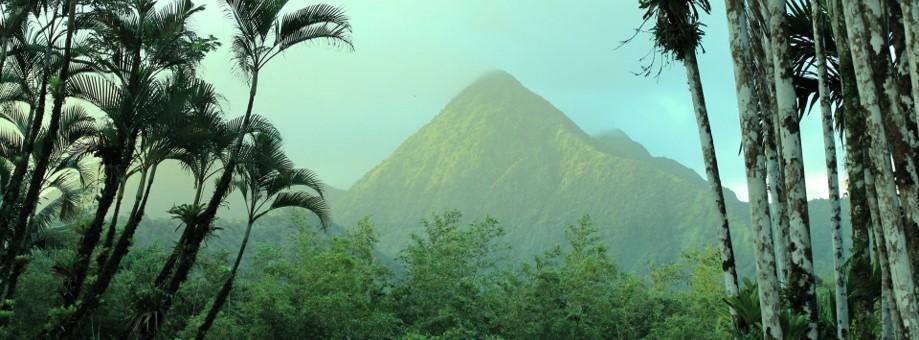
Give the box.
[187,0,838,201]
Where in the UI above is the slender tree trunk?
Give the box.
[0,37,8,82]
[60,134,136,306]
[98,176,128,268]
[750,17,793,282]
[97,169,140,268]
[682,52,742,325]
[867,169,906,339]
[54,164,159,338]
[842,0,919,336]
[725,1,784,338]
[766,1,819,334]
[0,33,52,248]
[828,1,876,336]
[60,2,147,307]
[196,219,254,339]
[900,0,919,120]
[153,178,203,288]
[0,53,51,290]
[811,0,850,336]
[764,119,791,283]
[194,177,204,206]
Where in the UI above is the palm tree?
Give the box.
[0,0,67,251]
[747,0,791,283]
[4,0,79,309]
[49,0,212,320]
[154,2,351,332]
[47,71,217,337]
[840,0,919,337]
[150,113,276,301]
[195,131,329,339]
[765,0,819,334]
[635,0,742,328]
[724,0,783,337]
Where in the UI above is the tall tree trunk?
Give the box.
[725,1,784,338]
[60,134,136,306]
[96,169,140,268]
[766,1,819,334]
[98,176,128,268]
[59,2,147,307]
[53,164,158,338]
[682,52,741,325]
[0,50,51,289]
[841,0,919,336]
[0,21,54,249]
[828,1,876,336]
[196,219,254,339]
[747,4,793,282]
[811,0,850,336]
[900,0,919,120]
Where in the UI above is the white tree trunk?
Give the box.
[841,0,919,336]
[810,0,849,337]
[724,1,784,338]
[751,0,795,285]
[766,0,818,336]
[747,11,792,282]
[900,0,919,120]
[764,116,791,282]
[866,169,905,340]
[683,53,741,316]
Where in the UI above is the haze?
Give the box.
[187,0,838,200]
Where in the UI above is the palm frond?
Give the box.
[260,190,329,229]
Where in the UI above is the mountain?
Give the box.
[331,71,758,272]
[126,70,848,276]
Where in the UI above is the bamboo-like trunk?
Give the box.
[98,176,129,268]
[153,176,205,288]
[724,1,784,338]
[900,0,919,120]
[866,169,906,339]
[54,163,158,338]
[810,0,850,336]
[841,0,919,336]
[828,1,877,337]
[682,53,741,322]
[0,19,54,252]
[765,1,819,335]
[195,219,255,339]
[747,4,792,282]
[99,170,138,268]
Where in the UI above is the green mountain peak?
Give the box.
[333,71,753,271]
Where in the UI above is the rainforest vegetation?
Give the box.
[1,0,919,339]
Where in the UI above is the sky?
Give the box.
[186,0,841,202]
